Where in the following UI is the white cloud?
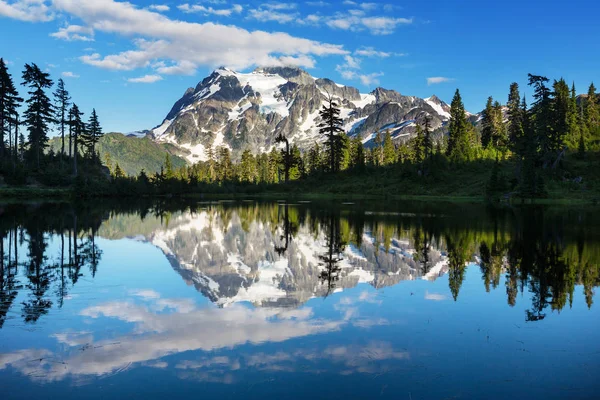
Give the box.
[326,13,412,35]
[306,1,328,6]
[61,71,79,78]
[262,2,297,10]
[0,0,54,22]
[177,3,243,17]
[424,291,448,301]
[427,76,454,85]
[148,4,169,12]
[359,72,383,86]
[354,46,407,58]
[248,8,297,23]
[51,24,94,41]
[48,0,346,75]
[128,74,163,83]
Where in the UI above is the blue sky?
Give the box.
[0,0,598,133]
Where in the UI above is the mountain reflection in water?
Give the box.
[0,200,599,399]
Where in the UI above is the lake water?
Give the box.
[1,200,599,399]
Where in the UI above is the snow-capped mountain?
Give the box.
[142,208,448,308]
[150,66,455,162]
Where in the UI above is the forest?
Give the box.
[1,58,599,202]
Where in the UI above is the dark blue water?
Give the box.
[1,201,599,399]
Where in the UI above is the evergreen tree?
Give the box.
[373,131,383,166]
[289,144,303,180]
[68,103,84,176]
[550,78,570,153]
[507,82,523,154]
[275,133,291,183]
[585,83,599,136]
[520,96,542,197]
[52,78,70,158]
[528,74,552,161]
[317,95,345,172]
[0,58,22,160]
[568,83,580,147]
[113,163,125,178]
[22,63,54,168]
[382,130,396,165]
[423,116,433,161]
[240,149,257,183]
[85,109,103,159]
[481,96,495,149]
[412,124,425,164]
[164,153,174,179]
[307,142,322,174]
[447,89,472,162]
[492,100,507,157]
[349,136,364,170]
[206,146,216,182]
[217,147,233,181]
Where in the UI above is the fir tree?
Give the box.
[507,82,522,154]
[382,130,396,165]
[164,153,174,179]
[550,78,570,153]
[423,116,433,161]
[413,124,425,164]
[85,108,103,159]
[240,149,257,183]
[0,58,22,160]
[528,74,552,161]
[568,82,580,147]
[52,78,70,158]
[447,89,472,162]
[69,103,84,176]
[481,96,495,149]
[217,146,233,181]
[317,94,345,173]
[492,100,507,157]
[349,136,364,170]
[585,83,599,136]
[22,63,54,168]
[206,146,216,182]
[307,142,322,174]
[275,133,291,183]
[113,163,125,178]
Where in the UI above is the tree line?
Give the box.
[0,58,105,185]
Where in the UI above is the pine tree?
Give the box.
[423,116,433,161]
[317,94,345,173]
[206,146,216,182]
[349,136,364,170]
[585,83,599,136]
[22,63,54,168]
[447,89,472,162]
[240,149,257,183]
[0,58,22,160]
[85,108,102,159]
[374,131,383,166]
[53,78,70,158]
[413,124,425,164]
[550,78,570,153]
[275,133,291,183]
[492,100,507,156]
[528,74,552,161]
[164,153,174,179]
[113,163,125,178]
[217,146,233,181]
[382,130,396,165]
[507,82,523,154]
[481,96,495,149]
[307,142,322,174]
[69,103,84,176]
[568,82,580,148]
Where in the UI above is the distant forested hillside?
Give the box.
[48,133,186,176]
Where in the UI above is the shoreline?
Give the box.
[0,186,597,206]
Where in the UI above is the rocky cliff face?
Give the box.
[150,66,457,162]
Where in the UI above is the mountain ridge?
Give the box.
[147,66,461,162]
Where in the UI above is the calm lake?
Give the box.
[1,200,599,399]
